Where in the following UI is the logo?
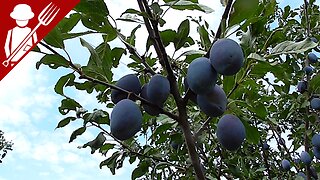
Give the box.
[0,0,79,81]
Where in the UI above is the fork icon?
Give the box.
[3,2,60,67]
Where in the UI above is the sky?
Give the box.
[0,1,223,180]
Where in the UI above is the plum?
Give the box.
[311,37,318,43]
[311,98,320,110]
[303,66,313,75]
[297,81,307,93]
[313,146,320,159]
[281,159,290,171]
[187,57,217,95]
[147,74,170,106]
[111,74,141,104]
[300,151,312,165]
[210,38,244,76]
[197,85,227,117]
[311,166,318,179]
[262,142,269,150]
[308,52,318,63]
[297,172,306,179]
[110,99,142,141]
[216,114,246,151]
[140,84,162,116]
[312,133,320,148]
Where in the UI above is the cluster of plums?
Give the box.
[297,51,320,114]
[279,133,320,179]
[109,38,246,151]
[110,73,170,140]
[186,38,246,151]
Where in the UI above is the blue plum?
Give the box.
[311,98,320,110]
[303,66,313,75]
[210,38,244,76]
[111,74,141,104]
[187,57,217,95]
[297,81,307,93]
[312,133,320,148]
[308,52,318,63]
[197,85,227,117]
[313,146,320,159]
[297,172,306,179]
[140,84,161,116]
[262,142,269,150]
[281,159,290,171]
[216,114,246,151]
[147,74,170,106]
[300,151,312,165]
[110,99,142,141]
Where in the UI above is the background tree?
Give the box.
[0,130,13,164]
[35,0,320,179]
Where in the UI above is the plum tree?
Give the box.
[308,52,318,63]
[297,81,307,93]
[209,38,244,76]
[303,66,313,74]
[140,84,161,116]
[147,74,170,106]
[312,134,320,148]
[311,98,320,110]
[281,159,290,171]
[110,99,142,141]
[186,57,217,95]
[300,151,312,165]
[216,114,246,151]
[197,85,227,117]
[111,74,141,103]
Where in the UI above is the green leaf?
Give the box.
[44,26,65,48]
[54,73,75,97]
[228,0,259,27]
[247,53,265,62]
[58,13,81,33]
[83,110,108,125]
[160,29,177,47]
[69,127,86,143]
[80,38,102,66]
[83,132,106,154]
[74,0,109,16]
[36,54,69,70]
[131,161,149,179]
[164,1,214,14]
[100,151,121,175]
[243,122,260,144]
[99,143,115,154]
[270,38,318,56]
[58,98,82,115]
[310,74,320,93]
[55,117,76,129]
[174,19,190,50]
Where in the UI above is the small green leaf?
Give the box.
[55,117,76,129]
[228,0,259,27]
[174,19,190,50]
[58,13,81,33]
[36,54,69,70]
[44,26,65,48]
[58,98,82,115]
[131,161,149,179]
[247,53,265,62]
[54,73,75,97]
[69,127,86,143]
[83,132,106,154]
[164,1,214,14]
[270,38,318,56]
[99,143,115,154]
[100,151,121,175]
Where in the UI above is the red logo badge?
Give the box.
[0,0,79,81]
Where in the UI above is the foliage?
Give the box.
[36,0,320,179]
[0,130,13,164]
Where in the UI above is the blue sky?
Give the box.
[0,0,307,179]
